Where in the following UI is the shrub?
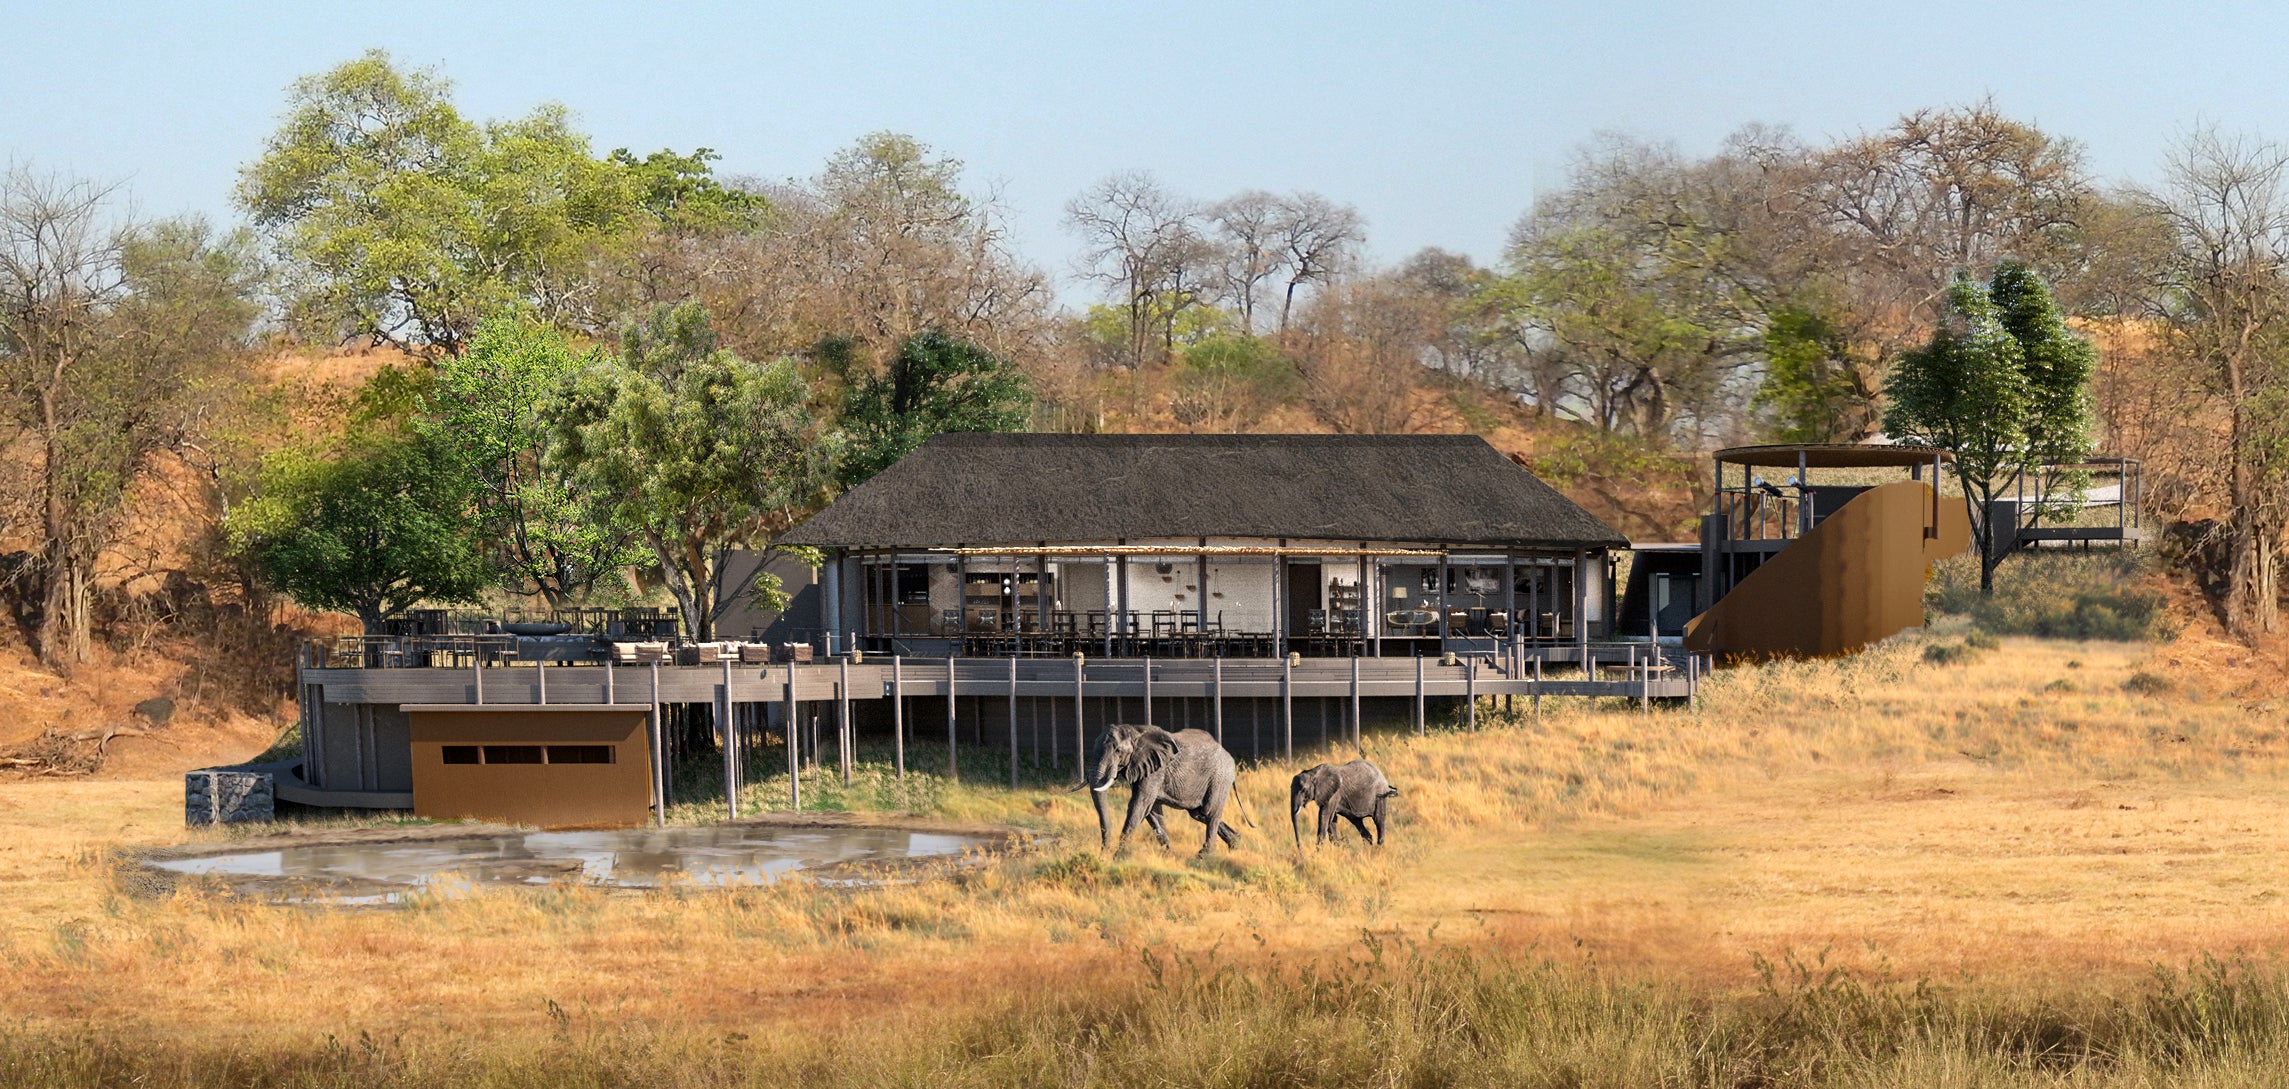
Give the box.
[1927,552,2169,641]
[2124,671,2175,696]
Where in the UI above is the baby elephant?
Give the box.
[1290,760,1398,848]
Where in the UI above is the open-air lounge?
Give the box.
[778,433,1630,661]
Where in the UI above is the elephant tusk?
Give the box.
[1091,781,1113,793]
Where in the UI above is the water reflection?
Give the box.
[156,824,985,896]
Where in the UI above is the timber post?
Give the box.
[839,659,853,785]
[945,657,959,783]
[720,658,736,821]
[649,660,665,827]
[1413,653,1425,736]
[891,656,905,780]
[1072,653,1086,787]
[1349,655,1361,750]
[783,666,799,811]
[1532,654,1543,717]
[1281,654,1294,761]
[1212,655,1224,746]
[1465,656,1477,730]
[1008,656,1019,790]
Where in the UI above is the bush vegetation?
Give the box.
[1928,552,2171,642]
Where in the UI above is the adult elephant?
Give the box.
[1290,760,1398,848]
[1089,723,1239,855]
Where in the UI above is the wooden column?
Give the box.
[1274,550,1288,658]
[1212,656,1224,746]
[1437,553,1450,649]
[1465,657,1477,730]
[650,660,666,825]
[838,658,853,785]
[1356,549,1369,655]
[1413,654,1426,736]
[1115,554,1130,655]
[1073,653,1087,786]
[1143,655,1154,725]
[1008,656,1019,790]
[783,666,799,811]
[1197,541,1210,635]
[721,658,736,820]
[945,656,959,782]
[1280,653,1294,760]
[1349,655,1361,749]
[1574,549,1590,670]
[891,656,906,780]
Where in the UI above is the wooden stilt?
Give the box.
[891,656,905,780]
[1281,654,1294,760]
[1008,657,1019,790]
[721,659,736,820]
[1465,657,1477,730]
[1072,654,1086,785]
[1414,654,1426,736]
[1212,656,1225,747]
[650,658,668,819]
[783,666,799,811]
[839,659,853,785]
[945,657,959,782]
[1349,655,1361,749]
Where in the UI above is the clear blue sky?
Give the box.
[1,0,2277,299]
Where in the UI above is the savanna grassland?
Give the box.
[4,566,2289,1085]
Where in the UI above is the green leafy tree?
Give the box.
[1753,306,1872,442]
[835,330,1031,488]
[236,50,637,355]
[232,423,489,634]
[1167,334,1301,432]
[1883,262,2095,592]
[422,318,641,607]
[543,303,828,640]
[606,147,768,234]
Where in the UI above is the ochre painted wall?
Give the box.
[408,710,653,829]
[1685,482,1971,660]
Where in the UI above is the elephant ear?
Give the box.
[1124,728,1181,783]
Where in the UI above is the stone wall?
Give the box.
[184,770,274,825]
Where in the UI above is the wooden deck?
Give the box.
[302,649,1701,708]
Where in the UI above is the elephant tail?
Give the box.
[1228,782,1260,831]
[1382,786,1400,798]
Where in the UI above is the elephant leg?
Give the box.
[1344,813,1374,844]
[1119,788,1155,850]
[1372,796,1390,846]
[1194,779,1233,855]
[1319,805,1338,845]
[1144,805,1173,849]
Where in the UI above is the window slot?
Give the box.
[545,745,614,765]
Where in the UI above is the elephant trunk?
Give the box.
[1290,781,1308,851]
[1094,779,1116,850]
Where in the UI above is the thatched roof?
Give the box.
[779,434,1627,550]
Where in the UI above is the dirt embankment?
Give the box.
[0,348,399,781]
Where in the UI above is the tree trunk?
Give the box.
[35,549,91,667]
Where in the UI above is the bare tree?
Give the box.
[1289,273,1438,434]
[0,167,254,666]
[1064,171,1214,367]
[1272,192,1365,332]
[1206,190,1286,333]
[2136,129,2289,636]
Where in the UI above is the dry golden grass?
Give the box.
[5,621,2289,1076]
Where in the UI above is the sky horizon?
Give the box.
[6,1,2286,305]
